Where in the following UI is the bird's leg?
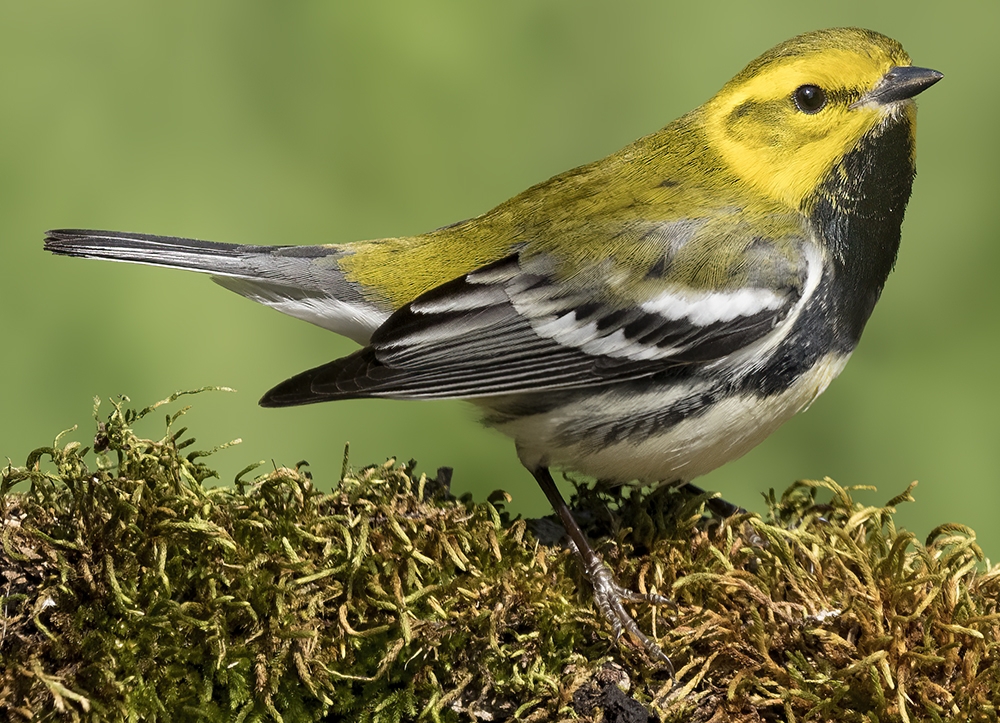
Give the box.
[530,466,674,676]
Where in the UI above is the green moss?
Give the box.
[1,390,998,722]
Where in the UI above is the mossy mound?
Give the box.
[1,391,997,722]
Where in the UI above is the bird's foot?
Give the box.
[584,557,675,679]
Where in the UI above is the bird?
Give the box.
[44,27,941,673]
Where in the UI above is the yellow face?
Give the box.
[702,33,914,210]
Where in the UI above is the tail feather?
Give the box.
[45,229,279,278]
[44,229,389,343]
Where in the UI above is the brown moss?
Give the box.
[1,390,997,722]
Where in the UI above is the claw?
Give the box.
[587,561,676,677]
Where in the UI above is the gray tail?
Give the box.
[44,229,387,343]
[44,229,271,278]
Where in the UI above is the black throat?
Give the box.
[808,115,916,347]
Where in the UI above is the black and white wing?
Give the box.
[260,246,812,406]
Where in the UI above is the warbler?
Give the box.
[45,27,940,672]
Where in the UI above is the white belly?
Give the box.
[491,351,851,485]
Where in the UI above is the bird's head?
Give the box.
[701,28,942,209]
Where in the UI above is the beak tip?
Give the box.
[866,65,943,106]
[921,68,945,84]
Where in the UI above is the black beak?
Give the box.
[855,66,943,107]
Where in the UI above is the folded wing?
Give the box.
[261,241,809,405]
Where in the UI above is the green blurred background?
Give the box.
[3,2,998,553]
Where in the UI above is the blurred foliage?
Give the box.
[2,2,999,557]
[2,392,998,721]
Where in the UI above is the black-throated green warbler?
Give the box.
[45,28,941,672]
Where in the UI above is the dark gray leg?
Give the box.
[530,466,674,678]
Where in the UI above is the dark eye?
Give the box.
[793,85,827,114]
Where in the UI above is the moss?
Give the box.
[1,390,998,722]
